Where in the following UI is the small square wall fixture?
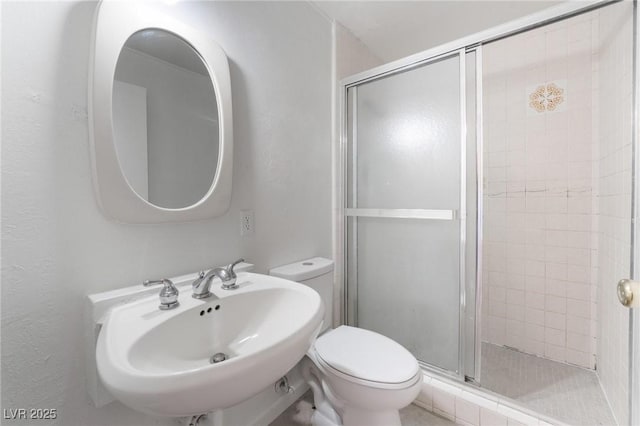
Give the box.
[526,80,567,115]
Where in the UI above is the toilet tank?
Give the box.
[269,257,333,332]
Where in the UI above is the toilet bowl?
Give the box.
[270,258,422,426]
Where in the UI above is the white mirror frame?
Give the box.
[88,1,233,223]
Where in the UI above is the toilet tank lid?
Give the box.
[269,257,334,281]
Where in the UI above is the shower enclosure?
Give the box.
[344,49,478,377]
[340,1,639,425]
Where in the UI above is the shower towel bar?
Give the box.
[344,208,456,220]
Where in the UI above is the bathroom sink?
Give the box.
[96,272,324,417]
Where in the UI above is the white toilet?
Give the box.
[270,258,422,426]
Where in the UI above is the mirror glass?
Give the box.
[112,29,219,209]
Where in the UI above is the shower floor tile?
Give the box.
[480,342,616,426]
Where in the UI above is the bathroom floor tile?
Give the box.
[480,342,615,426]
[269,391,455,426]
[400,404,456,426]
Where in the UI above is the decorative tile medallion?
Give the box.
[527,80,566,114]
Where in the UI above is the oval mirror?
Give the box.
[112,29,218,209]
[90,1,232,223]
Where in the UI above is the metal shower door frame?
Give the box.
[630,2,640,424]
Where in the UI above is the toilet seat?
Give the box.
[312,326,421,390]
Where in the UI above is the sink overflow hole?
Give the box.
[210,353,227,364]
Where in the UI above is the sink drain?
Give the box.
[210,352,227,364]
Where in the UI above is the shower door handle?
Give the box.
[617,279,640,307]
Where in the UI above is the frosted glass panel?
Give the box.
[351,55,461,209]
[354,218,460,372]
[346,53,464,374]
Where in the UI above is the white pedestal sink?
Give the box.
[95,272,323,417]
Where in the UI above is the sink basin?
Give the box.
[96,272,324,417]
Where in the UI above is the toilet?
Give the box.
[270,258,422,426]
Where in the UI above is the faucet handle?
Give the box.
[226,258,245,277]
[218,258,245,291]
[143,278,180,310]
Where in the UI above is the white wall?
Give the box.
[335,22,382,80]
[1,1,332,425]
[115,47,219,209]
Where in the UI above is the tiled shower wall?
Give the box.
[596,3,633,425]
[482,12,599,369]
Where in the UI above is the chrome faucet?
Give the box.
[192,258,245,299]
[143,278,180,310]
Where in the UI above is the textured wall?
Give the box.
[1,1,331,425]
[335,22,383,81]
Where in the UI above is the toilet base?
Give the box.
[311,408,340,426]
[302,357,342,426]
[301,356,406,426]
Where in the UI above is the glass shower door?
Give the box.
[345,51,471,375]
